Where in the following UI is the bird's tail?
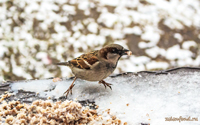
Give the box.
[54,62,70,66]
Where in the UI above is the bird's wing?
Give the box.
[69,50,99,70]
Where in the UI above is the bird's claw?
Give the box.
[63,77,77,97]
[99,80,112,90]
[64,84,75,97]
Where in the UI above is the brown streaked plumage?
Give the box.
[55,44,132,97]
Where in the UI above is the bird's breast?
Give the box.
[71,61,116,81]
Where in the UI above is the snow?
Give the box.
[166,45,193,60]
[132,26,143,35]
[98,13,118,28]
[164,18,184,29]
[86,34,106,47]
[10,71,200,124]
[11,79,55,93]
[62,5,76,15]
[145,46,166,58]
[36,52,51,65]
[123,26,142,35]
[0,43,8,58]
[87,22,98,33]
[174,33,183,42]
[78,1,90,10]
[146,61,169,69]
[182,41,197,50]
[0,0,200,83]
[141,26,160,44]
[129,56,150,65]
[99,0,120,6]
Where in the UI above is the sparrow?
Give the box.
[55,44,132,97]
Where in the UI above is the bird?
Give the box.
[55,44,132,97]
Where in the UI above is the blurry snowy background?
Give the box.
[0,0,200,81]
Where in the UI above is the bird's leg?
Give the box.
[98,80,112,90]
[64,77,77,97]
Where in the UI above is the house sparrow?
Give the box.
[55,44,132,97]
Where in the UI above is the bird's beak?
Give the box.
[122,49,132,56]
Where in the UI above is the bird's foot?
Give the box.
[63,77,77,97]
[99,80,112,90]
[64,84,75,97]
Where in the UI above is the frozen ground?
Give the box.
[0,0,200,81]
[9,69,200,125]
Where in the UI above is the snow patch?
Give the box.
[10,71,200,124]
[182,41,197,50]
[166,45,193,60]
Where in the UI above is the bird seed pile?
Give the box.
[0,94,123,125]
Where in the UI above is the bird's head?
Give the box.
[99,44,132,62]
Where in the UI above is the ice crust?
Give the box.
[10,71,200,124]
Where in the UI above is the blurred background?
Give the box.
[0,0,199,81]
